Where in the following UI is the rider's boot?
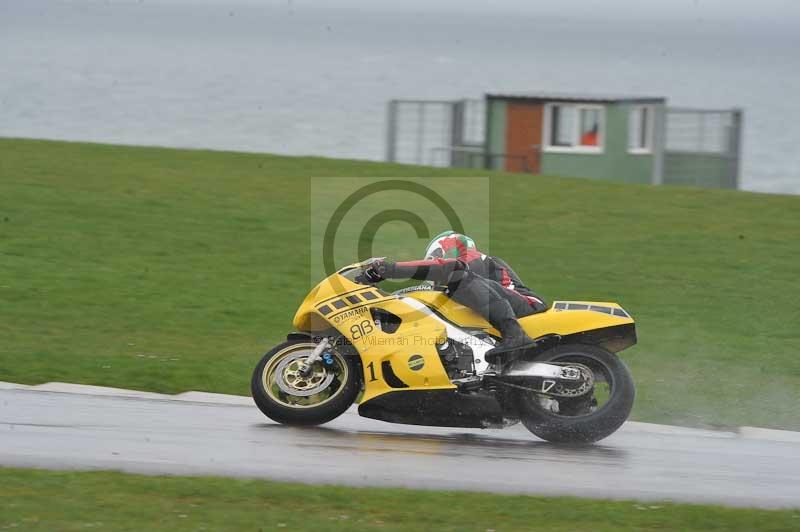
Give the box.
[482,300,536,365]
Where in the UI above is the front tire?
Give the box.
[513,344,635,443]
[251,339,360,426]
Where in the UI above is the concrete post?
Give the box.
[385,100,398,163]
[729,109,744,190]
[651,103,667,186]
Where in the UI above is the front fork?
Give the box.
[297,337,330,377]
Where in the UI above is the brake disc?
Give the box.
[274,352,335,397]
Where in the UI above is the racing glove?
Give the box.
[363,259,388,283]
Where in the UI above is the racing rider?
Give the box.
[363,231,547,363]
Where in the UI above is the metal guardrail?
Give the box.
[663,108,742,188]
[386,99,485,167]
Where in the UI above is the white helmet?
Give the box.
[424,231,476,260]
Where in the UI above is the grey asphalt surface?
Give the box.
[1,387,799,509]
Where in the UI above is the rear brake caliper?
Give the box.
[550,363,594,398]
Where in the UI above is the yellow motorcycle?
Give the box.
[252,259,637,443]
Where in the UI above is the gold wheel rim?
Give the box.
[261,343,349,409]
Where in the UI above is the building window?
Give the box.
[550,105,575,147]
[544,104,604,153]
[628,105,654,153]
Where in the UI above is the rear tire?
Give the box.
[251,339,360,426]
[513,344,635,443]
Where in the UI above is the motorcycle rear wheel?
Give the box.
[512,344,635,443]
[251,339,360,426]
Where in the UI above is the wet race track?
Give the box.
[1,385,799,509]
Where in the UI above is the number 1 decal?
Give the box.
[366,361,378,382]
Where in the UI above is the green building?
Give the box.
[485,92,666,185]
[387,92,743,189]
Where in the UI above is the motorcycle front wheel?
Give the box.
[512,344,635,443]
[251,339,361,426]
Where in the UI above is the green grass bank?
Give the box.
[1,138,798,428]
[1,468,798,531]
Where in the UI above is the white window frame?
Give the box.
[542,102,605,154]
[628,105,655,154]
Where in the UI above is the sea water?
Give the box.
[1,1,798,193]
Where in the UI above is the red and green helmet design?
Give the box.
[424,231,476,260]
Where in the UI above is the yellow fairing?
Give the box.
[403,290,501,334]
[519,301,634,339]
[405,291,634,340]
[293,275,456,403]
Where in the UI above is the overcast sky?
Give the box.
[174,0,800,21]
